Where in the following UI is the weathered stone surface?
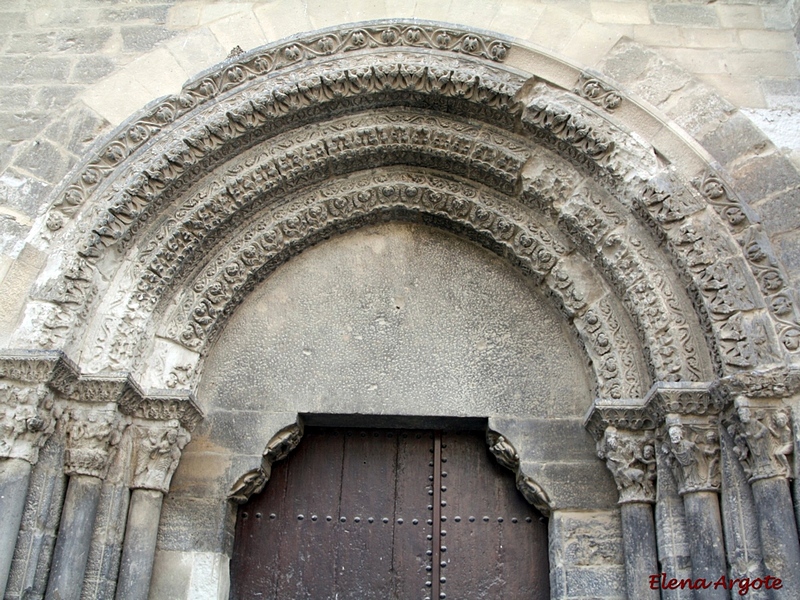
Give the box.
[753,186,800,236]
[732,153,800,206]
[619,502,659,600]
[654,450,693,600]
[80,481,129,600]
[198,223,592,421]
[120,26,175,53]
[719,426,768,596]
[0,458,31,597]
[45,474,103,600]
[12,139,72,184]
[700,112,771,167]
[549,510,626,599]
[115,489,163,600]
[5,433,66,600]
[157,494,235,554]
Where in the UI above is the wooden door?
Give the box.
[230,428,549,599]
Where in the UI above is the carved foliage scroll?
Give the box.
[48,24,512,224]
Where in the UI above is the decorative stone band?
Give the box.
[129,421,191,493]
[647,381,722,418]
[725,396,793,484]
[584,396,658,441]
[229,421,304,504]
[716,366,800,400]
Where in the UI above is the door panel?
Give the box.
[230,428,548,599]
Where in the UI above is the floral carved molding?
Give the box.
[8,22,795,398]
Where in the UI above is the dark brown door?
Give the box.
[230,428,549,599]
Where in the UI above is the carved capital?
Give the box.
[130,420,190,492]
[726,396,792,483]
[597,426,657,504]
[64,405,127,478]
[662,416,721,495]
[0,382,61,464]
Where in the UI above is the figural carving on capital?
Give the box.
[727,397,793,483]
[597,426,657,504]
[0,383,60,464]
[64,405,127,478]
[130,420,190,493]
[662,416,721,495]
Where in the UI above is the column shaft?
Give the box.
[751,477,800,598]
[0,458,32,597]
[620,502,660,600]
[115,489,164,600]
[45,474,103,600]
[683,491,727,600]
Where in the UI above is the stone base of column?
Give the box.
[751,477,800,599]
[115,489,164,600]
[0,458,32,597]
[620,502,659,600]
[45,474,103,600]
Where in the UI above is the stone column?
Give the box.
[45,404,125,600]
[728,396,800,598]
[662,415,727,600]
[0,383,59,598]
[596,426,659,600]
[115,420,190,600]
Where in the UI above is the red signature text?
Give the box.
[649,573,782,596]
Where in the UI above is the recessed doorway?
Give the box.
[230,427,549,599]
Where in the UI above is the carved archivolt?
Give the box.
[12,21,796,400]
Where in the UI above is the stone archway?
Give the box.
[0,19,799,600]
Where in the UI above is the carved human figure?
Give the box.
[65,408,125,478]
[770,411,793,476]
[664,423,720,494]
[597,426,656,503]
[132,422,191,492]
[733,404,793,481]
